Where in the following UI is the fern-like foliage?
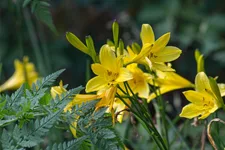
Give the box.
[22,0,57,34]
[0,69,124,150]
[46,136,87,150]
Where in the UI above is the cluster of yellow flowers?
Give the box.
[1,23,225,138]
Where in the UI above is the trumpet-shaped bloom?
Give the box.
[0,57,38,93]
[86,44,133,93]
[148,70,194,102]
[180,72,222,119]
[71,86,117,111]
[139,24,182,71]
[126,63,152,99]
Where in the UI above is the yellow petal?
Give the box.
[152,62,175,71]
[0,58,38,92]
[50,85,67,99]
[73,94,100,105]
[91,63,107,76]
[135,81,149,99]
[218,83,225,97]
[152,46,182,62]
[116,68,133,82]
[99,44,118,71]
[95,86,117,110]
[179,103,203,119]
[69,119,79,138]
[148,85,183,102]
[198,112,211,119]
[151,33,170,53]
[183,90,211,105]
[195,72,211,92]
[132,43,153,63]
[86,76,108,93]
[140,24,155,45]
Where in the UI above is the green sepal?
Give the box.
[209,77,224,108]
[66,32,89,55]
[132,42,141,54]
[85,35,98,63]
[118,39,124,56]
[112,21,119,48]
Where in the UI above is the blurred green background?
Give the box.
[1,0,225,87]
[1,0,225,149]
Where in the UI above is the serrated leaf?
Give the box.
[46,136,87,150]
[33,0,57,34]
[9,84,25,107]
[23,0,33,7]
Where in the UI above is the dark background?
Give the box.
[1,0,225,149]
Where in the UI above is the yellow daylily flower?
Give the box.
[148,70,194,102]
[71,86,117,111]
[71,86,118,123]
[180,72,222,119]
[113,98,131,123]
[86,44,133,93]
[126,63,152,99]
[0,57,38,93]
[139,24,182,71]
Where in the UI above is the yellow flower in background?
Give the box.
[126,63,152,99]
[140,24,182,71]
[148,70,194,102]
[86,44,133,93]
[113,98,131,123]
[50,80,67,99]
[0,56,38,93]
[50,81,79,137]
[180,72,222,119]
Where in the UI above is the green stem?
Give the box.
[23,8,46,76]
[151,77,169,149]
[118,82,168,150]
[166,116,190,150]
[116,93,165,150]
[37,22,52,74]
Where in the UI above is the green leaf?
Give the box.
[112,21,119,48]
[23,0,33,7]
[209,77,224,108]
[46,136,87,150]
[66,32,89,55]
[32,0,57,34]
[118,39,124,55]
